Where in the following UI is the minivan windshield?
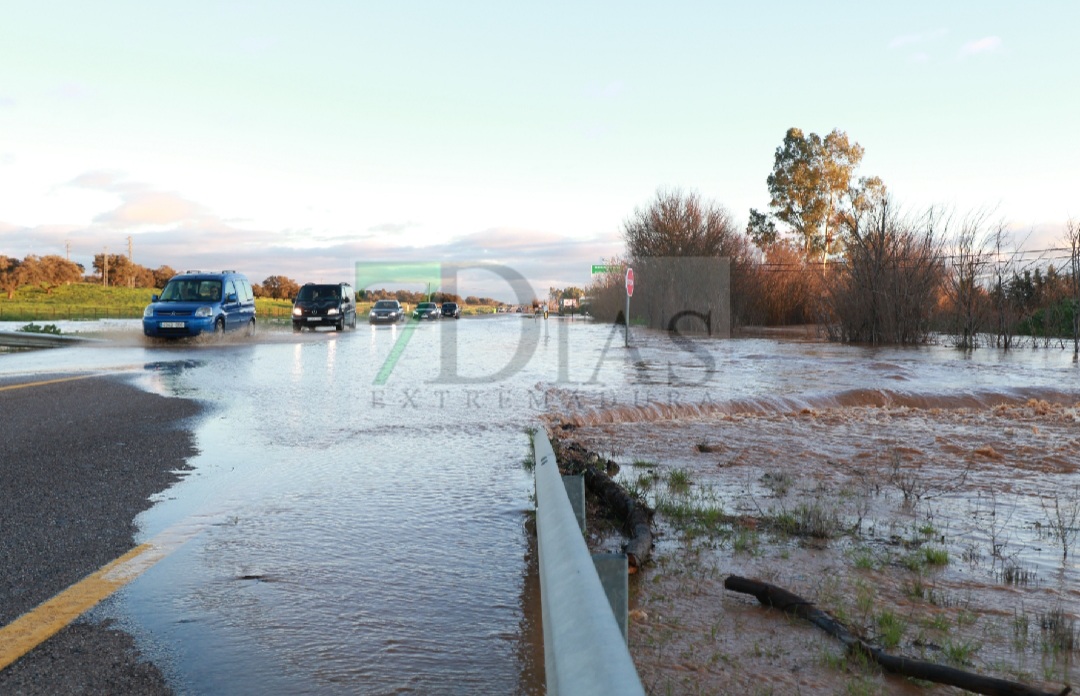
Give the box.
[296,285,340,302]
[160,279,221,302]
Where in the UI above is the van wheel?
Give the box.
[214,317,225,335]
[335,318,344,331]
[246,319,256,336]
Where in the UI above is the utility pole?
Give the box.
[127,236,134,287]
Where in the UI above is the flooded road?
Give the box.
[2,318,1079,694]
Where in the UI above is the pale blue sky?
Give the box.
[2,1,1077,299]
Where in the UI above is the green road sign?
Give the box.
[591,264,623,274]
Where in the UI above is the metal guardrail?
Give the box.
[532,430,645,696]
[0,331,96,349]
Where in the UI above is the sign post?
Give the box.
[624,267,634,347]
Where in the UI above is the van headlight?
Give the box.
[327,308,339,315]
[143,306,154,317]
[292,307,303,316]
[195,306,213,317]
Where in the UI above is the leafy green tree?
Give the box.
[754,127,871,264]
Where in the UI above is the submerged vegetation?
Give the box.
[586,128,1080,354]
[563,393,1080,694]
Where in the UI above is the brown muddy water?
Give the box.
[547,333,1080,695]
[2,318,1078,694]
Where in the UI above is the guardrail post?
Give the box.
[592,553,629,642]
[562,474,585,531]
[532,429,644,696]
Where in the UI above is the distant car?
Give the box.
[142,270,256,338]
[440,302,461,319]
[292,282,357,332]
[412,301,440,321]
[369,299,404,324]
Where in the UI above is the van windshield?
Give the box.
[297,285,340,302]
[160,279,222,302]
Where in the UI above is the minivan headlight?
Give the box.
[327,308,339,315]
[195,306,213,318]
[292,307,303,316]
[143,305,154,318]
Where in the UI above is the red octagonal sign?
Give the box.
[625,267,634,297]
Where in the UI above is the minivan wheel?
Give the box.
[214,317,225,334]
[246,319,256,336]
[335,318,344,331]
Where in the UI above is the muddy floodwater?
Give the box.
[2,318,1079,694]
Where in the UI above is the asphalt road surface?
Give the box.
[0,373,201,695]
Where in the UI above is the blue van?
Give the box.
[142,270,257,338]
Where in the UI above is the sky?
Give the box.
[2,1,1078,302]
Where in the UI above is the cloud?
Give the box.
[0,96,14,108]
[65,170,212,228]
[368,221,419,234]
[94,191,208,227]
[959,36,1002,57]
[69,170,126,190]
[889,28,947,49]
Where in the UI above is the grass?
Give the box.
[0,283,155,320]
[771,500,845,539]
[875,610,905,649]
[942,638,980,665]
[1038,608,1078,654]
[667,468,692,492]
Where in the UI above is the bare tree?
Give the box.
[622,188,748,332]
[824,198,944,344]
[1066,217,1080,357]
[988,222,1023,350]
[941,209,994,349]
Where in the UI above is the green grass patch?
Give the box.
[875,610,905,649]
[1,283,155,320]
[667,468,692,493]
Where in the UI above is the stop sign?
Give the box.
[625,267,634,297]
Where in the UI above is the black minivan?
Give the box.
[292,282,357,331]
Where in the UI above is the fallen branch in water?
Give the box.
[724,575,1071,696]
[553,438,654,568]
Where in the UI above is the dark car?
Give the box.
[143,270,257,338]
[440,302,461,319]
[292,282,357,332]
[412,301,440,321]
[369,299,404,324]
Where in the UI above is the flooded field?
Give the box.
[547,334,1080,695]
[2,317,1078,694]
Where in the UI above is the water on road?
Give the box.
[2,317,1078,694]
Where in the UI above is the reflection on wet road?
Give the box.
[2,318,1078,693]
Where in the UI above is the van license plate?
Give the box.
[161,322,185,328]
[307,317,321,321]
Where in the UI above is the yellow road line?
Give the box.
[0,523,200,672]
[0,374,102,392]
